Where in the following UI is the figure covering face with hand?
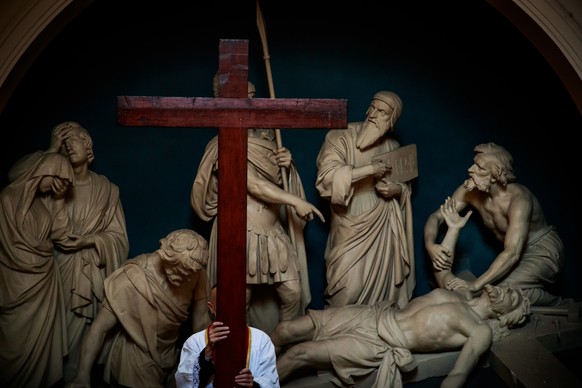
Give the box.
[270,283,529,387]
[68,229,212,388]
[424,142,565,306]
[0,152,74,387]
[175,287,280,387]
[315,91,414,308]
[191,79,325,333]
[6,121,130,381]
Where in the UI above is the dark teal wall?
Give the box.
[1,0,580,309]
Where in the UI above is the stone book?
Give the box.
[372,143,418,183]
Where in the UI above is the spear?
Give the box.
[256,0,296,244]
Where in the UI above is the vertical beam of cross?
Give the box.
[214,39,248,386]
[117,38,347,385]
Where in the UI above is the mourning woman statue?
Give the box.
[0,152,74,387]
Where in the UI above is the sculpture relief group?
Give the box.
[0,88,569,387]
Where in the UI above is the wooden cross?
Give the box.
[117,39,347,385]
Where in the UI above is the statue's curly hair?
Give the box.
[157,229,209,272]
[474,142,516,185]
[487,287,531,341]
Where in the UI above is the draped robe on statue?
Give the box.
[306,301,416,387]
[6,150,130,380]
[192,135,310,333]
[316,122,415,308]
[56,171,128,379]
[102,253,210,387]
[0,153,73,387]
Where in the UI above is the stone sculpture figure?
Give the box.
[191,80,324,333]
[0,152,74,387]
[8,121,130,381]
[270,283,530,387]
[424,142,565,306]
[68,229,212,388]
[315,90,414,308]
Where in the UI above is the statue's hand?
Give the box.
[275,147,292,168]
[446,277,468,291]
[428,243,452,271]
[48,124,73,153]
[50,177,70,197]
[371,159,391,178]
[55,234,95,252]
[440,197,472,228]
[375,179,402,199]
[293,199,325,223]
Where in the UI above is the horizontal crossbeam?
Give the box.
[117,96,347,128]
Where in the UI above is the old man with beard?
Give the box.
[424,142,566,306]
[315,91,415,308]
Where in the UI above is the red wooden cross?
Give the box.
[117,39,347,386]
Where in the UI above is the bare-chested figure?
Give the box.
[270,283,529,387]
[425,142,565,306]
